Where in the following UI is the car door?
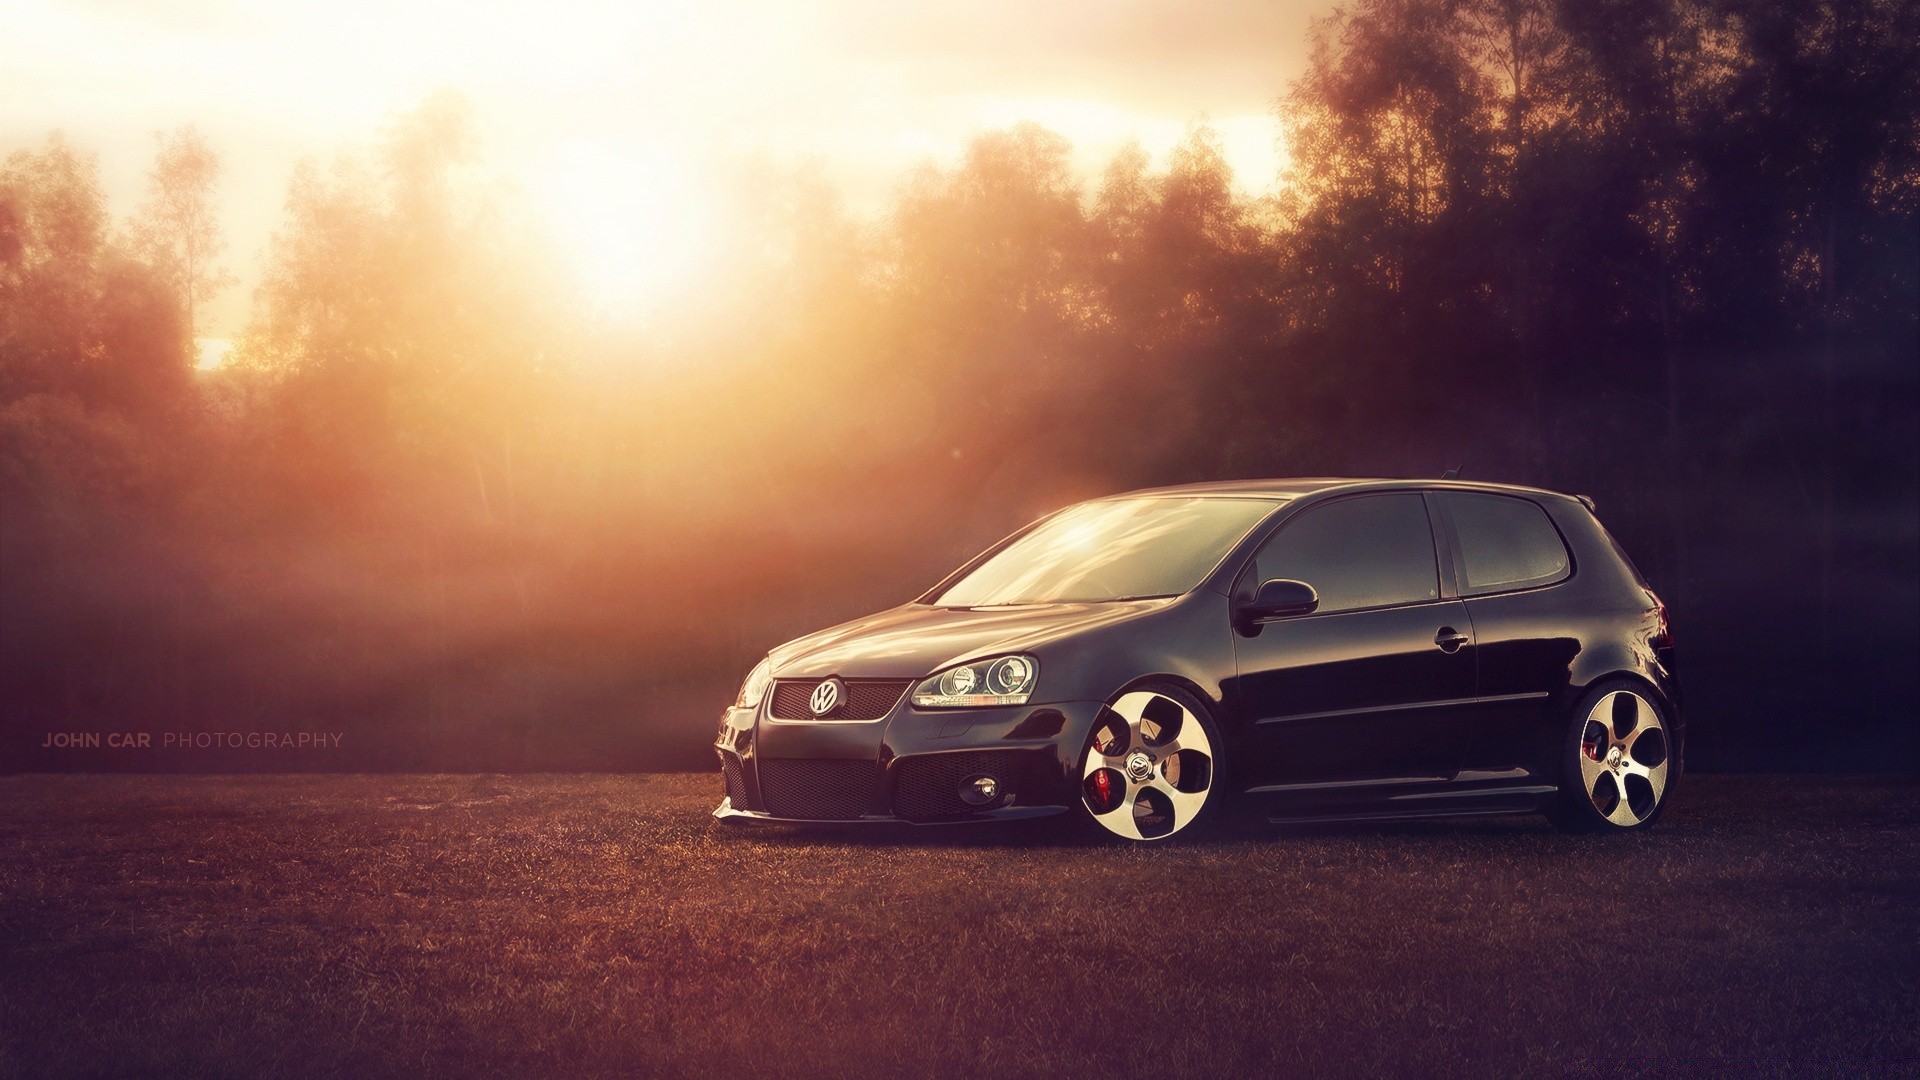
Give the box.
[1228,492,1477,790]
[1430,491,1579,778]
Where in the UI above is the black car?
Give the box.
[714,478,1679,842]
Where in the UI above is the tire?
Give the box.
[1547,678,1680,833]
[1072,682,1226,842]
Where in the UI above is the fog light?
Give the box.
[960,774,1000,806]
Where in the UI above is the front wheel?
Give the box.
[1549,680,1678,832]
[1076,684,1223,842]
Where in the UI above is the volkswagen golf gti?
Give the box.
[713,478,1680,842]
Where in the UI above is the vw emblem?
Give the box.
[809,677,845,717]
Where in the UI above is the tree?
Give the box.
[126,126,232,352]
[1461,0,1567,172]
[883,122,1094,460]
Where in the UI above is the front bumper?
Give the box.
[712,696,1104,825]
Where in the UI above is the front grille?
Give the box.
[757,759,879,819]
[769,679,912,721]
[719,751,753,809]
[893,751,1017,821]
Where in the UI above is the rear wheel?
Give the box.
[1549,680,1677,832]
[1076,684,1222,842]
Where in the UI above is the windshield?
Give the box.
[931,496,1282,606]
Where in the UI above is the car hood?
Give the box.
[768,598,1174,679]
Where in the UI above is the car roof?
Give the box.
[1103,477,1587,504]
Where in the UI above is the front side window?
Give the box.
[1251,493,1439,613]
[933,497,1280,607]
[1440,492,1571,594]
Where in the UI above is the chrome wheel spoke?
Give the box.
[1166,714,1213,760]
[1107,691,1158,727]
[1090,781,1146,840]
[1607,691,1639,741]
[1631,694,1659,738]
[1638,758,1670,803]
[1147,774,1206,829]
[1605,787,1643,827]
[1587,768,1615,814]
[1623,721,1669,771]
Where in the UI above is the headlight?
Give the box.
[911,655,1038,708]
[735,657,774,709]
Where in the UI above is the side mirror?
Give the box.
[1241,578,1319,621]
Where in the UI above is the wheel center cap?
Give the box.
[1125,750,1154,782]
[1605,746,1624,769]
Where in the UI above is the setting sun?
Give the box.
[530,140,718,316]
[194,338,233,371]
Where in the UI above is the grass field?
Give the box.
[2,774,1916,1077]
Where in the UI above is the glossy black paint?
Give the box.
[713,478,1680,827]
[1234,598,1478,787]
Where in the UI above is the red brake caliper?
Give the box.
[1090,770,1114,811]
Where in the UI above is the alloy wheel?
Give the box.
[1081,690,1215,840]
[1578,689,1670,827]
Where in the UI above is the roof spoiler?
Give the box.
[1574,494,1597,512]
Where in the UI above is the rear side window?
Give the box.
[1252,494,1439,613]
[1439,493,1571,595]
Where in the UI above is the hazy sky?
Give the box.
[4,0,1330,334]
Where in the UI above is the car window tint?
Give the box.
[1441,492,1570,594]
[1254,494,1438,612]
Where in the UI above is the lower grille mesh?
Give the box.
[719,751,752,808]
[893,751,1017,820]
[757,759,879,820]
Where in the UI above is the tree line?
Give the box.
[3,0,1915,771]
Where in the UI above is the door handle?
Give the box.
[1434,627,1469,653]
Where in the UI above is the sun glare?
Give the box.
[195,338,233,371]
[530,140,716,317]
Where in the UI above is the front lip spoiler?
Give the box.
[712,797,1067,827]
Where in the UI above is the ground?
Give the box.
[1,774,1916,1077]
